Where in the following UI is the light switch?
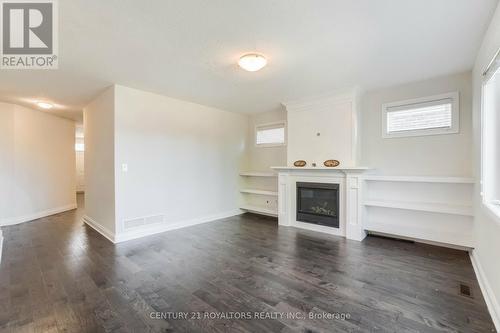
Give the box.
[122,163,128,172]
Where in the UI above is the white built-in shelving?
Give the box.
[239,171,276,177]
[363,200,473,216]
[239,205,278,217]
[240,189,278,196]
[363,175,475,184]
[239,171,278,217]
[362,175,475,248]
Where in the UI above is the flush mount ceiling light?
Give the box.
[37,102,53,109]
[238,53,267,72]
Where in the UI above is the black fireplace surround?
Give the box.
[296,182,339,228]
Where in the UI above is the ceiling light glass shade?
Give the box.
[238,53,267,72]
[37,102,53,109]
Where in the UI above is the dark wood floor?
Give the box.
[0,195,495,333]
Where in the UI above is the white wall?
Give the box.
[113,85,248,237]
[360,72,473,176]
[0,104,15,221]
[83,87,116,234]
[246,108,287,171]
[0,103,76,225]
[286,93,358,168]
[471,2,500,328]
[0,103,16,221]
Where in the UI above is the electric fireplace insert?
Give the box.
[296,182,339,228]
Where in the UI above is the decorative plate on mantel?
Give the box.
[293,160,307,167]
[324,159,340,167]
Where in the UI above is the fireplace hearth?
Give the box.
[296,182,339,228]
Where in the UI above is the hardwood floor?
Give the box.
[0,195,495,332]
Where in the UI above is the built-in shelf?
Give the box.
[363,175,474,184]
[240,205,278,217]
[364,222,474,248]
[240,189,278,196]
[239,171,276,177]
[239,170,278,218]
[363,200,473,216]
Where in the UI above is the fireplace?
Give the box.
[296,182,339,228]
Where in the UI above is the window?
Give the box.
[75,137,85,152]
[481,49,500,215]
[75,143,84,152]
[382,92,459,138]
[75,126,85,152]
[255,122,286,147]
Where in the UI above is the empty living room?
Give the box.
[1,1,500,332]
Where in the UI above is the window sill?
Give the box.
[483,202,500,224]
[382,127,459,139]
[255,143,286,148]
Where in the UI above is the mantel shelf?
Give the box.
[271,166,371,171]
[240,189,278,196]
[363,200,473,217]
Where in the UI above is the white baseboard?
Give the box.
[82,210,243,244]
[115,209,243,243]
[82,215,116,243]
[368,231,473,251]
[0,204,78,226]
[470,250,500,331]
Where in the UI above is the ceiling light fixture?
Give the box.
[37,102,53,109]
[238,53,267,72]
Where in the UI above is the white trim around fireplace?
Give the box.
[274,167,369,241]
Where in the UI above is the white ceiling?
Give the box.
[0,0,498,121]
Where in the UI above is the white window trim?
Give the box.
[381,91,460,138]
[480,49,500,222]
[255,121,287,148]
[484,201,500,227]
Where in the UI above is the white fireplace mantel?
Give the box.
[272,166,371,242]
[271,166,370,172]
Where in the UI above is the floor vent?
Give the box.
[123,215,165,231]
[459,283,473,298]
[124,217,145,230]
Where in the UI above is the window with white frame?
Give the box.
[75,137,84,152]
[75,143,85,152]
[255,122,286,147]
[382,92,459,138]
[482,50,500,213]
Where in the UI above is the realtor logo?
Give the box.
[1,0,58,69]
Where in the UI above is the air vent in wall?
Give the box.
[123,214,165,231]
[124,217,145,229]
